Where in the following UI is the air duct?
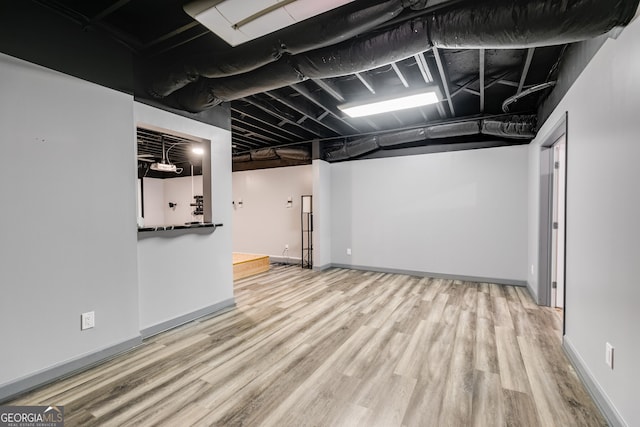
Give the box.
[149,0,404,98]
[151,0,639,112]
[232,147,311,163]
[275,147,311,161]
[325,115,536,161]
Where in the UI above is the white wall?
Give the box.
[0,54,140,386]
[232,165,312,261]
[330,145,528,283]
[136,103,233,332]
[141,177,165,226]
[141,176,204,227]
[312,160,332,269]
[529,20,640,426]
[164,175,204,226]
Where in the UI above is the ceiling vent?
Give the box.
[184,0,356,47]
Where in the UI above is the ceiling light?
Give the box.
[339,89,441,118]
[192,147,205,155]
[184,0,355,47]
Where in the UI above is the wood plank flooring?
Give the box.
[9,266,606,426]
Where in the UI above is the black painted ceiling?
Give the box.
[19,0,636,169]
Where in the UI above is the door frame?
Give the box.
[538,112,568,330]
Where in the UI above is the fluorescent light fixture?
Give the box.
[192,146,205,155]
[339,89,441,118]
[184,0,355,47]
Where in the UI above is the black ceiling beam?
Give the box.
[391,62,410,88]
[355,72,376,94]
[231,124,278,143]
[232,135,264,149]
[146,29,210,58]
[231,139,256,149]
[312,79,345,102]
[242,97,327,138]
[32,0,142,52]
[518,48,536,95]
[88,0,131,25]
[450,69,518,99]
[143,22,200,49]
[414,51,446,118]
[290,83,363,134]
[266,90,344,135]
[311,79,380,131]
[432,47,455,116]
[231,114,295,142]
[479,49,485,113]
[231,106,309,140]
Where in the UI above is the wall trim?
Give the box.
[313,264,332,272]
[563,337,626,427]
[330,264,527,286]
[0,335,142,404]
[140,298,235,339]
[526,281,541,305]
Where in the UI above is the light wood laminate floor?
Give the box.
[10,266,606,426]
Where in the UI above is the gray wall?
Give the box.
[312,160,332,269]
[529,17,640,426]
[232,165,312,261]
[0,53,140,386]
[136,103,234,332]
[329,145,529,283]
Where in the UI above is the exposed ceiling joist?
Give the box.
[355,72,376,94]
[479,49,485,113]
[231,114,295,142]
[143,22,200,49]
[266,91,344,135]
[432,47,455,116]
[391,62,410,88]
[231,107,309,141]
[290,84,362,133]
[498,80,519,88]
[88,0,131,25]
[518,48,536,95]
[242,97,324,137]
[231,124,278,143]
[313,79,345,102]
[231,115,294,141]
[414,52,434,83]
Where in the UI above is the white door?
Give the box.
[551,137,566,308]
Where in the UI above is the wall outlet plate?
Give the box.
[605,342,614,369]
[346,248,352,256]
[81,311,95,330]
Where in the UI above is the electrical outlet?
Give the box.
[605,342,614,369]
[81,311,95,330]
[531,264,535,275]
[346,248,352,256]
[285,244,289,250]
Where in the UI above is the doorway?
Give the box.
[538,113,567,328]
[550,136,566,309]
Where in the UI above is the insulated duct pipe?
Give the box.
[232,147,311,162]
[149,0,405,98]
[324,115,536,161]
[154,0,639,112]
